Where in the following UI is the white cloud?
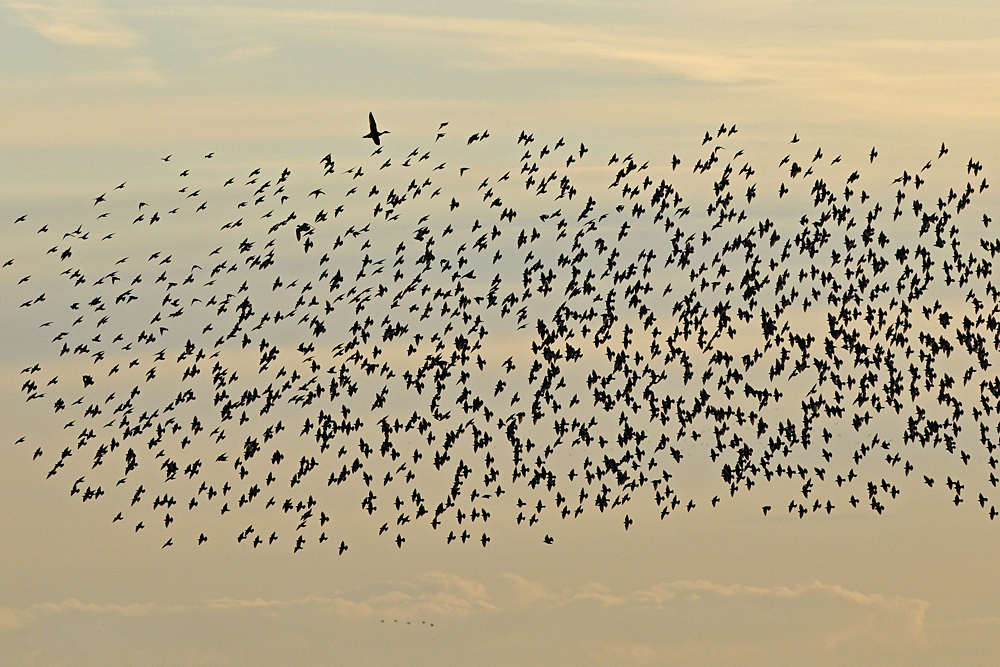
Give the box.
[30,598,159,617]
[491,573,935,654]
[125,6,1000,90]
[204,595,372,617]
[631,578,931,640]
[0,574,984,667]
[0,571,498,634]
[127,7,760,85]
[507,574,915,612]
[499,571,555,605]
[368,571,498,618]
[555,580,628,608]
[199,572,499,621]
[8,1,140,48]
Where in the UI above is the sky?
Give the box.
[1,2,999,666]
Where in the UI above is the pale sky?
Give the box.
[1,2,999,666]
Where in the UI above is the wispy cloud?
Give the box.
[0,570,497,633]
[554,580,628,608]
[127,5,1000,90]
[0,606,32,631]
[497,573,934,647]
[130,7,760,85]
[0,597,160,632]
[632,579,932,641]
[204,594,372,618]
[498,572,555,605]
[30,598,159,616]
[498,572,932,628]
[369,571,498,618]
[1,573,990,666]
[215,44,278,65]
[7,1,140,48]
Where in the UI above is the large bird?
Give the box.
[363,113,389,146]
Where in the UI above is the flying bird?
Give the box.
[363,113,389,146]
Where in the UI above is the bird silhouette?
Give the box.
[363,113,389,146]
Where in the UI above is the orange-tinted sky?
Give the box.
[1,2,999,666]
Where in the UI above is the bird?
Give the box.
[363,113,389,146]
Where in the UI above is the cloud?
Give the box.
[0,571,498,634]
[493,573,934,655]
[215,44,278,65]
[204,595,372,618]
[0,597,161,633]
[7,1,140,48]
[130,7,758,85]
[555,580,628,608]
[0,574,988,667]
[631,579,931,639]
[0,606,33,631]
[0,575,940,643]
[126,6,1000,91]
[29,598,159,617]
[498,572,556,605]
[368,571,498,618]
[417,571,491,599]
[201,571,498,621]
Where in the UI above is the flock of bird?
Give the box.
[4,115,999,554]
